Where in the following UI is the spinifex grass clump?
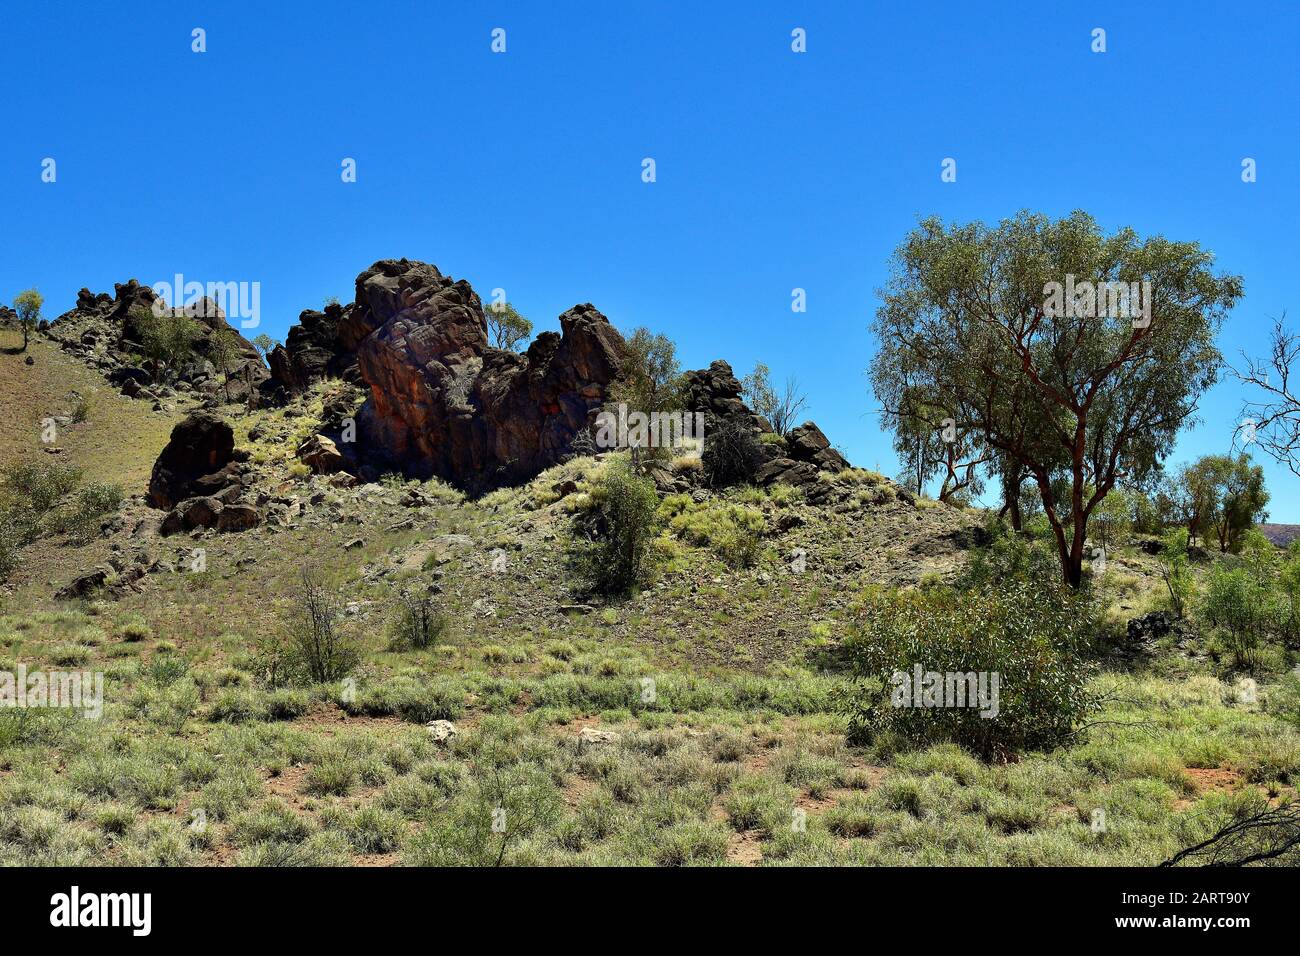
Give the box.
[836,581,1099,761]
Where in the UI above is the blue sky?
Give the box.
[4,1,1299,517]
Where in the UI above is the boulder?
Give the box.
[297,434,345,474]
[180,496,224,530]
[785,422,850,471]
[55,566,110,600]
[216,503,261,532]
[148,412,235,509]
[426,719,458,744]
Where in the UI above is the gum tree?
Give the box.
[485,302,533,351]
[13,289,43,351]
[871,210,1242,587]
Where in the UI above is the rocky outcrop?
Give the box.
[269,259,625,493]
[148,412,236,509]
[266,258,851,493]
[46,280,269,403]
[785,422,850,472]
[266,302,361,395]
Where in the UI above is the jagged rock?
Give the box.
[267,302,360,393]
[263,259,856,494]
[49,279,269,402]
[297,434,344,474]
[148,413,236,509]
[682,360,766,430]
[785,422,850,471]
[755,457,819,488]
[56,567,110,600]
[216,504,261,532]
[350,261,625,493]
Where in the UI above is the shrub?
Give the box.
[70,392,91,424]
[388,587,448,651]
[569,460,659,595]
[282,566,359,683]
[959,517,1059,588]
[700,417,764,488]
[1201,566,1269,668]
[836,581,1098,760]
[669,503,766,568]
[4,460,82,516]
[1160,528,1194,618]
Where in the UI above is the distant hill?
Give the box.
[1258,523,1300,548]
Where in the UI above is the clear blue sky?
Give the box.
[4,1,1299,517]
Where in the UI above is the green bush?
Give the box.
[1201,566,1270,668]
[700,417,764,488]
[669,503,766,568]
[569,460,659,594]
[388,588,448,651]
[836,581,1098,760]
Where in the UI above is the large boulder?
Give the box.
[148,413,236,509]
[297,434,345,474]
[785,421,850,471]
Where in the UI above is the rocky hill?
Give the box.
[2,270,1297,870]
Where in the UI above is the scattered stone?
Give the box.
[426,720,458,744]
[216,504,261,532]
[576,727,620,745]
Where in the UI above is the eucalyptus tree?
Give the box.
[871,210,1241,586]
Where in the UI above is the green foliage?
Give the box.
[0,462,122,576]
[388,587,448,651]
[740,363,808,436]
[485,302,533,351]
[836,582,1099,760]
[871,210,1243,586]
[607,328,685,426]
[251,333,278,363]
[1159,528,1194,617]
[1091,488,1134,551]
[131,307,200,383]
[569,460,659,595]
[1180,454,1269,553]
[1201,566,1270,668]
[668,502,766,568]
[959,516,1059,589]
[13,288,43,349]
[206,325,242,402]
[276,567,360,684]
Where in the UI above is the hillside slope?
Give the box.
[1,321,1297,868]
